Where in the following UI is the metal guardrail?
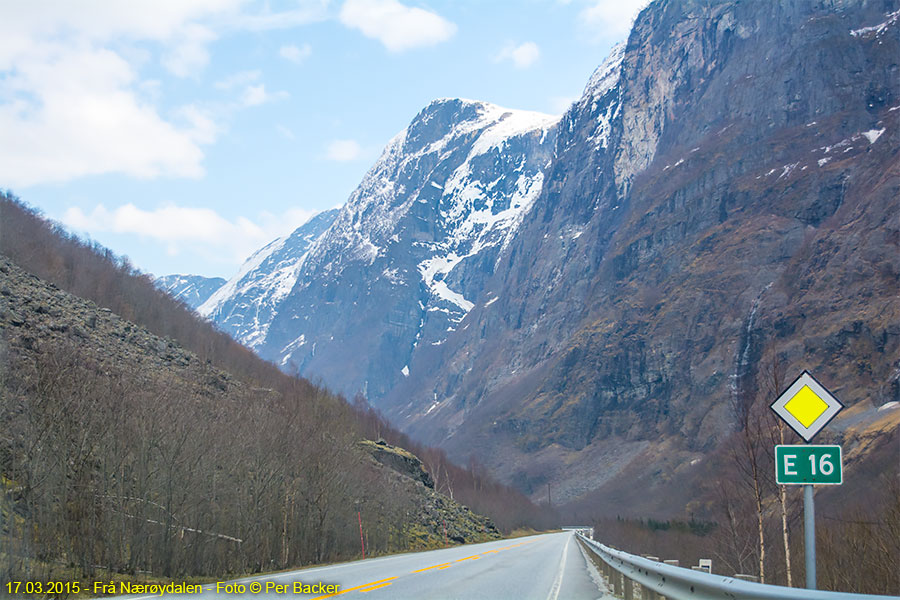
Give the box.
[575,533,900,600]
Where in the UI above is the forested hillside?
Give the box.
[0,193,550,584]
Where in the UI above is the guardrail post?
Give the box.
[623,576,633,600]
[614,570,623,596]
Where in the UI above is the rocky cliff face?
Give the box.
[205,0,899,511]
[156,274,225,310]
[382,0,899,505]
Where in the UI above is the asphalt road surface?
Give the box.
[109,531,613,600]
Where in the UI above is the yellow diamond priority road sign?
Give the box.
[771,371,843,442]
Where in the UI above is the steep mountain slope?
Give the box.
[208,99,558,394]
[198,208,339,349]
[385,0,900,507]
[261,100,557,396]
[204,1,899,512]
[156,274,225,309]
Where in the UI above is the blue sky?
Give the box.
[1,0,647,279]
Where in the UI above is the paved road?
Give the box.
[111,532,613,600]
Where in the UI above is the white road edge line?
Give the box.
[575,540,615,599]
[547,535,569,600]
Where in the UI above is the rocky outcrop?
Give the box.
[0,255,236,395]
[359,439,435,489]
[358,439,500,545]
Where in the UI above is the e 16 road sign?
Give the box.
[775,445,842,485]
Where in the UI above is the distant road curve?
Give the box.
[106,532,611,600]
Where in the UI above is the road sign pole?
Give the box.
[803,484,815,590]
[771,371,842,592]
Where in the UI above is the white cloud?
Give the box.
[325,139,363,161]
[339,0,456,52]
[161,23,216,77]
[62,202,317,266]
[0,1,322,188]
[494,42,540,69]
[0,1,243,47]
[0,43,212,187]
[225,2,329,32]
[276,124,296,140]
[215,69,261,90]
[240,84,289,107]
[213,71,287,107]
[175,104,219,144]
[279,43,312,63]
[579,0,650,41]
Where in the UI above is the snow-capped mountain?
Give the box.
[155,274,225,310]
[384,0,900,508]
[252,99,558,394]
[198,208,339,349]
[203,0,898,512]
[205,99,557,393]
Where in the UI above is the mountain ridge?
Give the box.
[200,0,899,512]
[198,208,339,350]
[156,273,225,309]
[387,0,899,507]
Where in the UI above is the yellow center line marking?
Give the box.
[310,577,397,599]
[359,582,394,592]
[412,563,452,573]
[320,539,537,595]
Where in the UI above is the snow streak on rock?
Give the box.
[198,209,339,348]
[156,274,226,310]
[297,98,558,334]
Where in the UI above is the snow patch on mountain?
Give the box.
[850,9,900,37]
[862,128,885,144]
[585,42,625,100]
[303,99,557,324]
[197,209,339,348]
[156,274,226,310]
[468,107,558,156]
[199,237,286,319]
